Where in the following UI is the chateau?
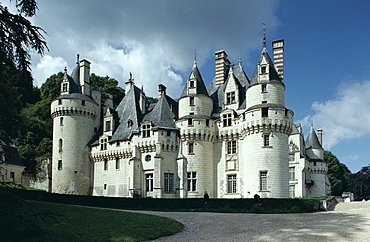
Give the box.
[50,39,330,198]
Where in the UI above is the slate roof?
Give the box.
[250,48,283,86]
[208,64,249,113]
[110,85,144,142]
[305,126,323,149]
[180,62,209,98]
[142,94,178,129]
[0,142,23,166]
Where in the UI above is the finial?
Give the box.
[141,85,144,91]
[310,119,314,128]
[194,48,197,65]
[262,22,267,48]
[64,67,67,73]
[76,54,80,64]
[238,56,242,67]
[129,72,132,80]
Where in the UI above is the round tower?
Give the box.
[176,62,216,198]
[241,47,292,198]
[51,60,101,195]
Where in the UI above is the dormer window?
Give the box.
[226,92,236,104]
[261,66,267,74]
[62,83,68,92]
[105,120,111,131]
[127,119,133,128]
[223,113,232,127]
[189,80,195,88]
[100,138,108,150]
[142,124,151,137]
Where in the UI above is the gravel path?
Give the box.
[131,201,370,242]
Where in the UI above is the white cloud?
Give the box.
[33,55,68,87]
[30,0,280,96]
[300,80,370,149]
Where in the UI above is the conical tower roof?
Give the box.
[305,126,322,149]
[180,61,209,98]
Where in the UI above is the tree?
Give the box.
[0,0,47,141]
[324,150,351,196]
[89,73,125,108]
[348,165,370,200]
[0,0,48,74]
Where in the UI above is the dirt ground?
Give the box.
[136,201,370,241]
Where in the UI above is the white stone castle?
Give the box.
[50,39,331,198]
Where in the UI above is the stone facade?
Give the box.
[51,40,330,198]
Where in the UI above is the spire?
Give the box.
[306,125,323,149]
[262,22,267,49]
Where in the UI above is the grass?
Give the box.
[0,189,184,242]
[0,180,44,190]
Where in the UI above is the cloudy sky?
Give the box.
[13,0,370,172]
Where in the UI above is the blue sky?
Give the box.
[13,0,369,172]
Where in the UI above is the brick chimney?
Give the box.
[214,50,230,87]
[272,39,284,82]
[317,129,323,146]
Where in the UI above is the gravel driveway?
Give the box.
[133,201,370,241]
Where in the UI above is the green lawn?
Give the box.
[1,196,184,241]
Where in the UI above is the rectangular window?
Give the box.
[62,83,68,92]
[227,141,236,154]
[206,119,209,127]
[260,171,268,191]
[142,124,151,137]
[262,84,267,93]
[263,135,270,147]
[189,80,195,88]
[146,173,154,192]
[261,66,267,74]
[59,139,63,153]
[164,173,174,192]
[60,117,64,126]
[104,184,107,190]
[166,130,171,136]
[227,174,237,193]
[187,172,197,192]
[226,92,236,104]
[10,172,15,180]
[188,142,194,154]
[115,158,120,169]
[262,107,268,117]
[58,160,63,170]
[289,154,295,162]
[289,167,295,180]
[188,118,193,126]
[100,138,107,150]
[223,113,232,127]
[105,120,111,131]
[58,99,62,105]
[81,100,85,106]
[104,159,108,170]
[189,97,195,106]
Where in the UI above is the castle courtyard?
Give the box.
[135,201,370,241]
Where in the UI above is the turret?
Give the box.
[50,58,101,195]
[178,61,213,118]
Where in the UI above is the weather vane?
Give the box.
[262,22,267,48]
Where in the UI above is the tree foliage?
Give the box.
[0,0,48,73]
[348,165,370,200]
[324,150,351,196]
[0,0,46,142]
[89,73,125,108]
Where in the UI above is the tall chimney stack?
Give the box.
[158,84,166,98]
[317,129,323,146]
[214,50,230,87]
[272,39,284,82]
